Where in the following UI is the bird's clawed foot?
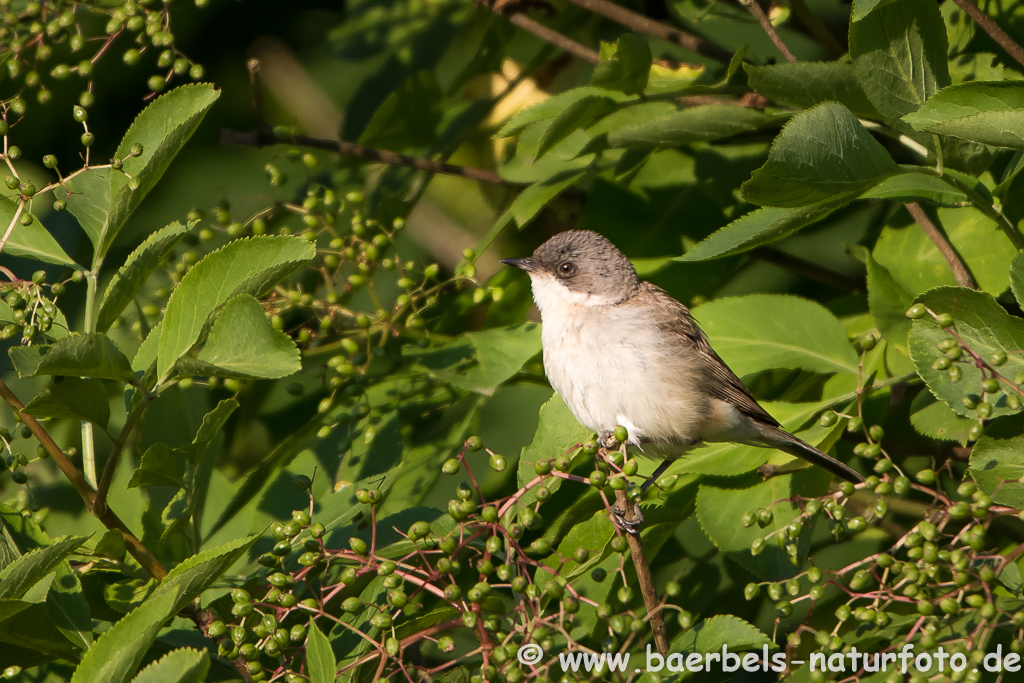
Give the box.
[598,429,621,450]
[611,501,644,536]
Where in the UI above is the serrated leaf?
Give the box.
[515,393,592,508]
[9,334,135,384]
[850,0,949,124]
[1013,252,1024,309]
[46,562,92,650]
[130,648,209,683]
[0,600,81,662]
[191,398,238,461]
[0,536,87,600]
[606,105,789,148]
[196,295,301,378]
[693,294,860,376]
[591,33,652,94]
[970,435,1024,508]
[903,81,1024,148]
[22,378,110,428]
[410,323,541,394]
[866,250,915,355]
[0,197,77,267]
[101,84,219,257]
[679,197,851,261]
[103,578,156,614]
[157,236,314,379]
[910,390,974,444]
[672,614,775,652]
[741,102,897,207]
[745,61,881,118]
[96,222,188,332]
[62,168,110,249]
[908,287,1024,419]
[306,619,336,683]
[697,469,827,579]
[70,536,254,683]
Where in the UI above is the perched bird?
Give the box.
[501,230,864,488]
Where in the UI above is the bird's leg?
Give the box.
[640,460,672,495]
[597,429,619,450]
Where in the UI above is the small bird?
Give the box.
[501,230,864,488]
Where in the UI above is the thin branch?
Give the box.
[613,488,669,655]
[787,0,844,58]
[0,377,167,580]
[561,0,732,64]
[751,246,863,292]
[218,60,509,186]
[904,202,978,290]
[0,198,26,257]
[738,0,797,62]
[507,12,600,64]
[950,0,1024,70]
[93,394,152,516]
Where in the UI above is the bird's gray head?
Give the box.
[501,230,639,309]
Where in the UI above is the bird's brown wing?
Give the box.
[639,282,782,429]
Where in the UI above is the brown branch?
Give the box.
[613,489,669,655]
[507,12,600,64]
[904,202,977,290]
[949,0,1024,70]
[218,59,509,186]
[751,246,863,292]
[738,0,797,62]
[561,0,732,64]
[0,377,167,580]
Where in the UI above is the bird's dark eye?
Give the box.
[557,261,576,278]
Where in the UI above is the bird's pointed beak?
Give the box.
[500,257,536,271]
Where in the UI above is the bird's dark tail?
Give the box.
[766,429,864,484]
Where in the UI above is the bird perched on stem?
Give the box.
[501,230,864,495]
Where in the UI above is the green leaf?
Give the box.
[850,0,949,124]
[741,102,897,207]
[697,469,828,579]
[306,619,337,683]
[591,33,652,95]
[130,648,209,683]
[96,222,188,333]
[515,393,592,505]
[359,71,442,149]
[190,398,238,463]
[62,168,110,249]
[910,389,974,444]
[1013,252,1024,309]
[195,294,301,378]
[693,294,860,376]
[22,378,110,428]
[0,536,87,600]
[9,334,136,384]
[496,87,628,139]
[903,81,1024,149]
[969,435,1024,508]
[673,615,775,652]
[128,443,187,489]
[536,95,618,159]
[679,198,851,261]
[70,536,254,683]
[410,323,541,394]
[0,600,81,662]
[745,61,881,118]
[46,562,92,650]
[493,171,583,230]
[0,197,77,267]
[908,287,1024,419]
[101,84,220,257]
[865,250,915,355]
[860,172,969,206]
[157,236,315,379]
[606,106,789,148]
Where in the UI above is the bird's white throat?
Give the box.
[528,273,617,317]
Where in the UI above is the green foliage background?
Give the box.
[2,0,1024,681]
